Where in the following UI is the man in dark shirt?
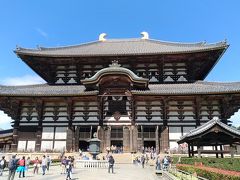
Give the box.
[108,155,115,173]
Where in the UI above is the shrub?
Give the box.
[177,165,240,180]
[179,157,240,172]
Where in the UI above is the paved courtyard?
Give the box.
[1,164,166,180]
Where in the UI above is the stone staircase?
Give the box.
[98,153,134,164]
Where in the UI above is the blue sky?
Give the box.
[0,0,240,129]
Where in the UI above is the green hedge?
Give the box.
[177,165,240,180]
[179,157,240,172]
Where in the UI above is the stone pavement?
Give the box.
[0,164,167,180]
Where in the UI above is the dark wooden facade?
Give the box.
[1,35,240,153]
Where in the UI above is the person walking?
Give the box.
[18,156,26,178]
[0,156,7,176]
[25,157,31,172]
[156,156,161,170]
[108,155,115,173]
[41,155,47,175]
[141,154,145,168]
[66,158,72,180]
[61,156,67,174]
[33,157,40,174]
[8,155,18,180]
[46,155,51,171]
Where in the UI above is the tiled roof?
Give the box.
[178,118,240,143]
[15,38,228,57]
[0,81,240,96]
[132,81,240,95]
[0,84,97,96]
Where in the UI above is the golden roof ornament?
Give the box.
[141,31,149,39]
[99,33,107,42]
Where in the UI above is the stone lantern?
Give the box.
[88,132,101,159]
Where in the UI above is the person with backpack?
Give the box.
[8,155,18,180]
[17,156,26,178]
[0,156,7,176]
[108,155,115,173]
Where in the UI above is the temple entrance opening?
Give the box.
[79,140,89,151]
[144,140,156,149]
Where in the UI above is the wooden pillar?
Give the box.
[155,125,160,154]
[230,144,235,158]
[97,126,104,152]
[123,126,130,152]
[191,145,194,157]
[75,126,80,151]
[220,145,224,158]
[188,144,191,157]
[215,145,219,158]
[66,126,74,152]
[130,126,133,152]
[197,146,202,158]
[141,125,144,151]
[36,99,44,152]
[160,126,169,153]
[195,97,201,127]
[132,125,138,152]
[104,126,111,152]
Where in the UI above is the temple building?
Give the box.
[1,32,240,153]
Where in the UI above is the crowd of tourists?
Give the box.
[0,154,51,180]
[106,145,123,154]
[60,156,75,180]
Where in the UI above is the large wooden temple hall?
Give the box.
[1,32,240,153]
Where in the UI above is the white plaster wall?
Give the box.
[41,141,53,151]
[27,141,36,151]
[55,127,67,139]
[169,127,181,140]
[42,127,54,139]
[54,141,66,151]
[17,141,26,151]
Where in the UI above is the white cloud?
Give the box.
[0,111,12,130]
[230,110,240,127]
[0,75,45,86]
[35,27,48,38]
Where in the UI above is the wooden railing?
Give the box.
[75,160,109,168]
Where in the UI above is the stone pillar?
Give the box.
[66,126,74,152]
[35,127,42,152]
[123,126,130,152]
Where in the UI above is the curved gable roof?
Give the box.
[15,38,228,57]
